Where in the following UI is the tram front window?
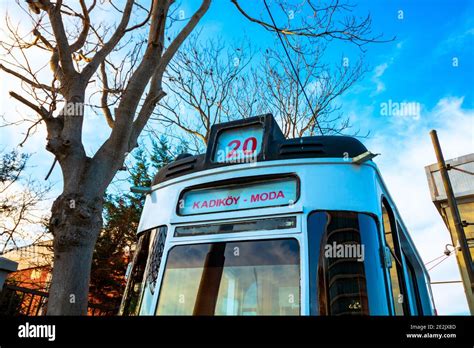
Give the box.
[156,239,300,315]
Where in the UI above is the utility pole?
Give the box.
[430,130,474,292]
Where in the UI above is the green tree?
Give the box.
[88,137,183,309]
[150,137,174,172]
[0,150,28,185]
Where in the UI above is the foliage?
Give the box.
[0,150,29,185]
[89,137,184,307]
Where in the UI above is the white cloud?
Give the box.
[374,63,388,77]
[370,62,391,96]
[436,25,474,57]
[368,39,406,97]
[368,96,474,314]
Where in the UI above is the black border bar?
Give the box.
[0,316,472,346]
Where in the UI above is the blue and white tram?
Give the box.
[120,114,436,316]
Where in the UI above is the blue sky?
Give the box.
[196,0,474,110]
[0,0,473,314]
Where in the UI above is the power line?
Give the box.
[428,255,450,272]
[430,280,462,285]
[425,253,448,266]
[425,244,458,271]
[262,0,324,135]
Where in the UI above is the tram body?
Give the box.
[120,114,436,316]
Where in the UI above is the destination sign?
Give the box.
[178,177,298,215]
[213,124,264,163]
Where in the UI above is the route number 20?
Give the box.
[226,137,258,158]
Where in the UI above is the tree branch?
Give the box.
[9,91,49,119]
[69,0,94,53]
[0,63,57,92]
[100,62,115,128]
[125,0,153,33]
[47,0,77,78]
[155,0,211,77]
[131,0,211,148]
[81,0,135,81]
[231,0,393,47]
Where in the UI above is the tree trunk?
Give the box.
[46,192,103,315]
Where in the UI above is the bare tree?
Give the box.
[254,42,366,138]
[231,0,389,136]
[1,0,210,315]
[0,150,51,254]
[154,38,366,147]
[231,0,386,49]
[154,33,253,146]
[0,0,387,315]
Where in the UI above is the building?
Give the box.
[425,153,474,314]
[0,240,53,315]
[0,257,18,289]
[0,239,125,315]
[1,240,53,291]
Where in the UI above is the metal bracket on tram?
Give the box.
[130,186,152,194]
[352,151,380,165]
[383,246,393,269]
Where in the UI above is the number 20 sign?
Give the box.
[213,125,264,163]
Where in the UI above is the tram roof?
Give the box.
[153,115,368,185]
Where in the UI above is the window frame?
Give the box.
[137,225,169,315]
[403,249,424,315]
[119,229,152,316]
[176,174,301,216]
[308,210,389,315]
[119,225,168,316]
[154,237,302,316]
[381,198,410,316]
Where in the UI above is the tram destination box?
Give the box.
[205,113,285,165]
[152,113,368,185]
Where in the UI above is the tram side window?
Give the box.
[382,201,408,315]
[317,211,369,316]
[119,230,152,316]
[139,226,168,315]
[403,251,423,315]
[119,226,168,316]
